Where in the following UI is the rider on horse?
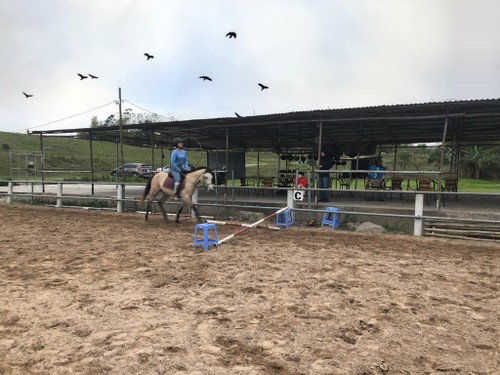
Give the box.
[171,137,189,197]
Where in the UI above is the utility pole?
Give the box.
[118,88,124,181]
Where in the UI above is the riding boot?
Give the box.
[173,181,181,199]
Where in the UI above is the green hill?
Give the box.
[0,131,277,181]
[0,131,201,181]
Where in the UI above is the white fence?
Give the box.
[2,181,500,240]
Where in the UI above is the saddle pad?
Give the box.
[162,176,185,191]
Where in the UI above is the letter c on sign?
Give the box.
[293,190,304,201]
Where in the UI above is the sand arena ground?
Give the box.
[0,203,499,375]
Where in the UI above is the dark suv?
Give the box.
[111,163,152,178]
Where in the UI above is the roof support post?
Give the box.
[316,121,323,190]
[354,122,362,189]
[89,131,95,195]
[225,127,229,172]
[393,144,398,170]
[257,149,260,180]
[151,129,155,170]
[316,121,323,167]
[39,133,45,193]
[436,116,449,210]
[160,133,164,167]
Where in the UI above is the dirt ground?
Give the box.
[0,203,499,375]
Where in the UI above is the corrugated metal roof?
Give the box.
[33,98,500,151]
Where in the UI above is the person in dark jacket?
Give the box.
[318,151,333,202]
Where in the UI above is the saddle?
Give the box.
[163,174,186,191]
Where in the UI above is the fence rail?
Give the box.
[1,180,500,241]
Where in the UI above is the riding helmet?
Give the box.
[172,137,184,147]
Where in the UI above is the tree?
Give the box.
[78,110,178,145]
[427,146,451,169]
[397,150,412,170]
[461,146,496,179]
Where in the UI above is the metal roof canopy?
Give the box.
[33,98,500,151]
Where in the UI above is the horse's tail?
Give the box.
[141,175,153,203]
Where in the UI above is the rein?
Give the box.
[197,171,214,190]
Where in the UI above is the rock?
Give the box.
[470,312,486,321]
[355,222,386,233]
[346,222,360,231]
[234,211,264,223]
[201,345,221,354]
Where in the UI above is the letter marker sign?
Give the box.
[293,190,304,201]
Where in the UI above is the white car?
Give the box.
[156,165,171,173]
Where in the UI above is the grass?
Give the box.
[455,178,500,192]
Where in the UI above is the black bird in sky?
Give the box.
[258,83,269,91]
[78,73,88,80]
[199,76,212,81]
[226,31,237,39]
[88,74,98,79]
[22,92,33,98]
[235,112,242,117]
[144,53,154,60]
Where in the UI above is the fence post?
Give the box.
[7,182,13,204]
[117,184,123,213]
[191,188,199,219]
[414,193,424,236]
[56,183,63,208]
[287,189,296,222]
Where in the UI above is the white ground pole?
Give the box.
[217,206,289,246]
[206,219,279,231]
[414,193,424,236]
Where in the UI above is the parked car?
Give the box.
[111,163,152,178]
[156,165,171,173]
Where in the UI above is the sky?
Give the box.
[1,0,500,133]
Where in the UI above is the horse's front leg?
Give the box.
[190,204,204,223]
[144,200,151,222]
[158,194,169,221]
[175,202,186,224]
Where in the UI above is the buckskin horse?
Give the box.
[141,167,214,223]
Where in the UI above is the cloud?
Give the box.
[1,0,499,133]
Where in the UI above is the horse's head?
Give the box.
[201,169,214,191]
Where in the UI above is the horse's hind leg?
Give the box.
[145,184,160,222]
[158,194,169,221]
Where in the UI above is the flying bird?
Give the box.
[88,74,98,79]
[234,112,242,117]
[258,83,269,91]
[22,92,33,98]
[144,53,154,60]
[199,76,212,81]
[78,73,88,80]
[226,31,237,39]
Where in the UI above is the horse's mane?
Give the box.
[186,166,212,174]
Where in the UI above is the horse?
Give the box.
[141,167,214,223]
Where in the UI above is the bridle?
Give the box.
[197,170,214,190]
